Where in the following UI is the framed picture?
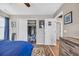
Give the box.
[48,21,52,26]
[64,11,72,24]
[11,21,16,28]
[39,20,44,28]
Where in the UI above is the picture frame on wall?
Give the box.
[64,11,72,24]
[48,21,52,26]
[39,20,44,28]
[11,21,16,28]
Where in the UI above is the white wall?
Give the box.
[56,22,61,39]
[10,15,53,42]
[53,3,79,39]
[17,19,27,41]
[10,17,28,41]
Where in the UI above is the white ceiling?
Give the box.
[0,3,63,15]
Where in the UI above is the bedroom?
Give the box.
[0,3,79,56]
[0,3,62,56]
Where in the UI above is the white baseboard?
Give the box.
[36,43,44,45]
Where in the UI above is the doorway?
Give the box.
[55,12,64,40]
[27,20,36,44]
[56,22,61,40]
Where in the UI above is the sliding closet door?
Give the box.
[0,16,5,40]
[45,19,56,45]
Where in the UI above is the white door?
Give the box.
[45,19,56,45]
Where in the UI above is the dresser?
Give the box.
[60,37,79,56]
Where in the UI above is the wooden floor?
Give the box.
[33,40,59,56]
[49,40,59,56]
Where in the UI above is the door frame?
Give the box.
[27,20,36,44]
[55,11,64,38]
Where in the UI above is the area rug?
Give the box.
[32,47,45,56]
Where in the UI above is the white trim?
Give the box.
[55,11,64,39]
[55,11,63,19]
[36,43,44,45]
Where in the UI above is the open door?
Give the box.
[45,19,56,45]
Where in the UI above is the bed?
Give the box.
[0,40,33,56]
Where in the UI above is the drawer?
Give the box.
[69,46,79,56]
[60,40,79,56]
[63,40,79,55]
[60,46,73,56]
[61,41,71,52]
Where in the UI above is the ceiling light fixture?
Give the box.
[24,3,31,8]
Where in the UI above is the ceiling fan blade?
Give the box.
[24,3,30,7]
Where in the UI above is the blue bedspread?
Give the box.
[0,40,33,56]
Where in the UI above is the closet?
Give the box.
[27,20,36,44]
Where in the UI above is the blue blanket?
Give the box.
[0,40,33,56]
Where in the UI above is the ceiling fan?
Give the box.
[24,3,31,7]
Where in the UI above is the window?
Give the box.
[0,16,5,40]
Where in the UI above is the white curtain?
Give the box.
[0,16,5,40]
